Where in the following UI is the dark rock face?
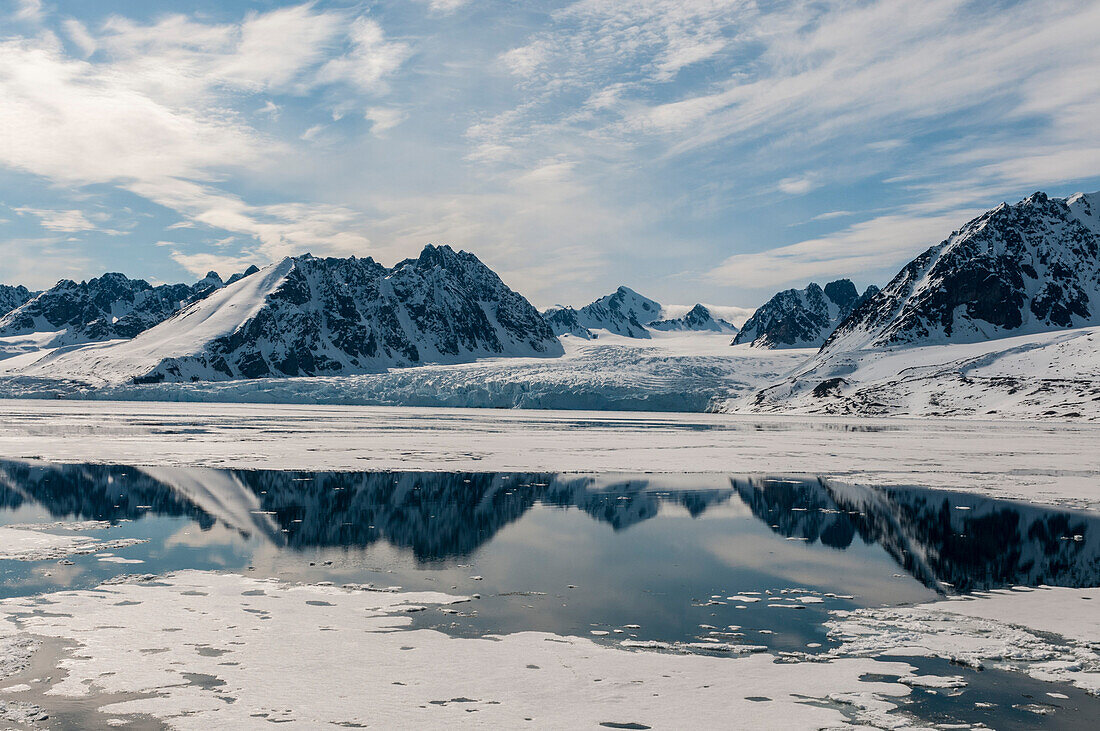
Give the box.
[146,245,563,381]
[226,265,260,286]
[649,304,737,333]
[0,460,734,561]
[543,286,661,339]
[825,191,1100,350]
[0,284,37,317]
[543,306,594,339]
[732,279,876,348]
[733,477,1100,594]
[0,268,253,346]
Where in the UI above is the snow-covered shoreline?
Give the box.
[1,399,1097,511]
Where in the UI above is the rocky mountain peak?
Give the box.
[824,189,1100,351]
[0,284,38,318]
[732,279,876,348]
[650,304,737,333]
[0,267,250,347]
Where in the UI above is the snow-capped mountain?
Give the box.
[543,286,662,339]
[542,305,596,339]
[649,304,737,333]
[14,245,562,384]
[0,270,241,347]
[731,191,1100,419]
[0,284,37,317]
[824,191,1100,351]
[731,279,878,348]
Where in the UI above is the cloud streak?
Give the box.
[0,3,407,277]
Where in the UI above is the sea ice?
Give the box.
[0,571,917,729]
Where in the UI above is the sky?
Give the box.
[1,0,1099,310]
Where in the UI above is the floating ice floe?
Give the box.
[827,586,1100,694]
[0,526,146,562]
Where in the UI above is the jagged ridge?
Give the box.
[732,279,878,348]
[14,245,563,384]
[649,304,737,333]
[543,286,661,339]
[825,191,1100,351]
[0,267,257,347]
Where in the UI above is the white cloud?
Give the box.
[316,17,409,93]
[12,0,41,22]
[706,210,977,289]
[128,178,372,263]
[424,0,472,15]
[365,107,407,136]
[499,41,549,77]
[97,4,347,98]
[256,100,281,118]
[0,4,413,281]
[13,206,100,233]
[776,175,817,196]
[300,124,325,142]
[486,0,1100,203]
[0,36,267,186]
[62,18,96,57]
[169,251,259,279]
[809,210,854,222]
[0,237,94,289]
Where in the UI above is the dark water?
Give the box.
[0,460,1098,728]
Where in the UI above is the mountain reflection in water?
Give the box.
[0,461,1095,594]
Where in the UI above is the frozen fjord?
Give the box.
[0,466,1099,728]
[0,398,1097,510]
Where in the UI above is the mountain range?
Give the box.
[0,267,258,347]
[0,189,1097,418]
[739,190,1100,416]
[7,245,560,384]
[543,287,735,338]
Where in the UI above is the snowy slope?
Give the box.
[7,260,294,384]
[731,191,1100,419]
[729,326,1100,419]
[6,246,562,385]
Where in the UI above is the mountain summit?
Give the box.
[649,304,737,333]
[735,190,1100,418]
[732,279,878,348]
[543,286,662,339]
[0,285,37,318]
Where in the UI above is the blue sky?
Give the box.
[1,0,1099,309]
